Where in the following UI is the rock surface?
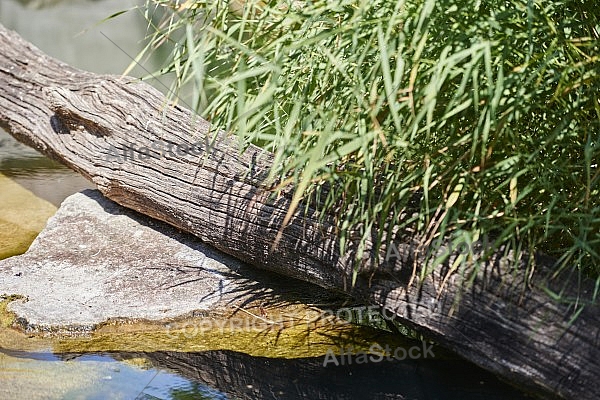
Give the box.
[0,189,339,330]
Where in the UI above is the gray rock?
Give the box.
[0,189,338,330]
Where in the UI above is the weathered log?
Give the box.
[0,23,597,400]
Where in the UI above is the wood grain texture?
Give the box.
[0,23,597,400]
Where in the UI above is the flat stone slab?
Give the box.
[0,189,337,330]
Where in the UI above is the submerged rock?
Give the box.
[0,173,57,259]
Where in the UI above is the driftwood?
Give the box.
[0,23,598,400]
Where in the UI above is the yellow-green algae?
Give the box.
[0,298,436,359]
[0,173,57,259]
[0,295,22,328]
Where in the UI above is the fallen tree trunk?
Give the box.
[0,24,598,400]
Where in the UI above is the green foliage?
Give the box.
[139,0,599,298]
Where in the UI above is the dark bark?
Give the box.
[0,23,598,400]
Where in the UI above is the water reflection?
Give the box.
[0,0,151,76]
[0,129,92,206]
[0,350,227,400]
[2,348,533,400]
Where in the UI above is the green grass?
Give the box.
[130,0,599,303]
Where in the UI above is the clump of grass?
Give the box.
[135,0,599,301]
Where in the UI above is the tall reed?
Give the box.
[134,0,599,302]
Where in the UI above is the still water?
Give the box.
[0,1,534,399]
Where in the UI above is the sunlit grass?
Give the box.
[133,0,599,302]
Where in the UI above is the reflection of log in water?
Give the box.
[111,350,533,400]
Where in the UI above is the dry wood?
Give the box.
[0,23,598,400]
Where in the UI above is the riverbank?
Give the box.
[0,186,533,399]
